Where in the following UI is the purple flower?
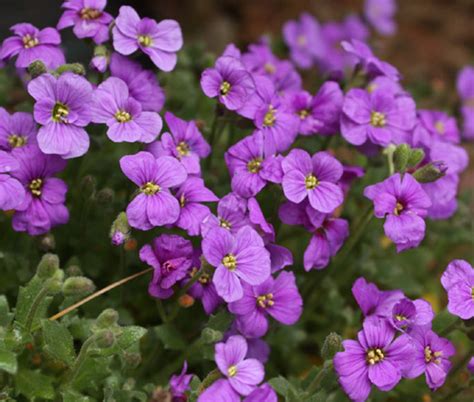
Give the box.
[0,151,24,210]
[283,13,322,69]
[199,335,264,401]
[90,54,108,73]
[202,226,271,302]
[148,112,210,175]
[390,298,434,332]
[0,23,65,69]
[188,261,223,315]
[340,165,365,196]
[457,66,474,139]
[119,151,187,230]
[112,5,183,72]
[10,145,68,235]
[341,88,416,147]
[441,260,474,320]
[364,0,397,36]
[0,109,37,151]
[91,77,162,143]
[170,361,193,401]
[404,327,455,390]
[229,271,303,338]
[225,132,283,198]
[417,110,460,145]
[364,173,431,252]
[341,39,400,81]
[201,56,255,111]
[468,357,474,374]
[282,149,344,213]
[57,0,113,44]
[175,177,219,236]
[367,76,405,97]
[140,234,193,299]
[334,318,414,401]
[28,73,93,159]
[110,53,165,113]
[244,384,277,402]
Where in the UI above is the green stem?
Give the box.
[156,299,169,323]
[67,335,96,384]
[206,105,220,170]
[25,286,50,333]
[439,317,461,337]
[306,360,334,394]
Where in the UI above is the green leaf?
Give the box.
[0,295,14,326]
[206,310,233,332]
[155,324,186,350]
[100,325,147,357]
[432,309,458,333]
[71,356,111,392]
[0,347,17,374]
[61,389,93,402]
[15,369,55,400]
[269,376,294,396]
[42,319,75,366]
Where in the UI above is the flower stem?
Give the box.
[25,286,50,333]
[306,360,334,394]
[206,105,221,170]
[67,335,97,384]
[439,317,461,337]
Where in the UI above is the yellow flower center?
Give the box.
[220,81,231,96]
[264,63,276,74]
[256,293,274,308]
[179,194,186,207]
[219,218,231,230]
[471,286,474,300]
[263,106,276,127]
[115,110,132,123]
[227,365,238,377]
[8,135,27,148]
[80,7,101,20]
[299,109,309,120]
[370,111,386,127]
[29,178,43,197]
[465,98,474,108]
[366,348,385,365]
[305,174,319,190]
[367,83,378,93]
[141,182,160,195]
[297,35,307,46]
[22,34,39,49]
[52,102,69,123]
[395,314,407,322]
[138,35,152,47]
[222,254,237,271]
[424,346,442,364]
[393,202,404,216]
[434,121,445,135]
[176,141,190,157]
[247,158,262,173]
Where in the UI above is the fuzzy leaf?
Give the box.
[15,369,55,400]
[41,319,75,366]
[0,295,14,326]
[0,347,17,374]
[70,356,112,392]
[155,324,186,350]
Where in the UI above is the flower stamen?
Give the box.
[370,111,386,127]
[115,110,132,123]
[80,7,101,20]
[138,35,152,47]
[29,178,43,197]
[227,365,238,377]
[263,106,276,127]
[366,348,385,365]
[305,174,319,190]
[22,34,39,49]
[220,81,231,96]
[176,141,190,157]
[247,158,262,173]
[141,182,160,195]
[222,254,237,271]
[8,135,27,148]
[52,102,69,123]
[256,293,274,308]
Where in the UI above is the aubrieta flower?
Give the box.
[91,77,162,143]
[390,298,434,332]
[404,327,455,390]
[457,66,474,139]
[187,256,222,315]
[244,384,277,402]
[28,73,93,159]
[0,151,24,210]
[225,131,283,198]
[340,165,365,196]
[112,5,183,72]
[140,234,193,299]
[334,318,414,402]
[440,259,474,320]
[364,173,431,252]
[229,271,303,338]
[201,55,255,111]
[364,0,397,36]
[0,23,65,69]
[175,177,219,236]
[417,110,460,145]
[170,361,193,401]
[202,226,271,302]
[147,112,210,175]
[90,53,108,73]
[468,357,474,374]
[57,0,113,44]
[0,109,37,151]
[119,151,187,230]
[110,53,165,113]
[198,335,265,401]
[10,145,69,235]
[341,88,416,147]
[282,149,344,214]
[282,13,322,69]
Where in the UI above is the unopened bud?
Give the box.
[65,265,83,277]
[80,175,96,199]
[96,188,114,204]
[37,253,60,279]
[407,148,425,168]
[151,387,172,402]
[63,276,95,297]
[393,144,410,173]
[38,234,55,251]
[201,328,223,344]
[124,238,137,251]
[110,212,130,246]
[56,63,86,76]
[123,352,142,368]
[28,60,47,78]
[321,332,343,360]
[178,294,195,308]
[96,308,119,328]
[45,278,63,294]
[111,231,126,246]
[94,330,115,348]
[413,161,447,183]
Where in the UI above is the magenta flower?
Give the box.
[334,318,414,402]
[0,109,37,151]
[229,271,303,338]
[244,384,277,402]
[57,0,113,44]
[90,54,108,73]
[468,357,474,374]
[10,145,68,235]
[457,66,474,139]
[225,132,283,198]
[170,361,193,401]
[0,151,24,210]
[175,177,219,236]
[417,110,460,145]
[148,112,210,175]
[91,77,162,143]
[199,335,264,401]
[110,53,165,113]
[282,149,344,214]
[119,152,187,230]
[364,173,431,252]
[282,13,322,69]
[389,298,434,332]
[112,5,183,72]
[202,226,271,302]
[404,327,455,390]
[201,56,255,111]
[140,234,193,299]
[441,260,474,320]
[364,0,397,36]
[0,23,65,69]
[28,73,93,159]
[341,88,416,147]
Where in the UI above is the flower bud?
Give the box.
[407,148,425,168]
[123,351,142,368]
[62,276,95,297]
[321,332,343,360]
[56,63,86,76]
[393,144,410,173]
[96,308,119,328]
[80,175,96,199]
[178,294,195,308]
[94,330,115,349]
[200,328,223,344]
[151,387,172,402]
[38,234,55,251]
[110,212,131,246]
[413,161,447,183]
[65,265,83,277]
[37,253,60,279]
[96,188,114,204]
[27,60,47,78]
[45,278,63,294]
